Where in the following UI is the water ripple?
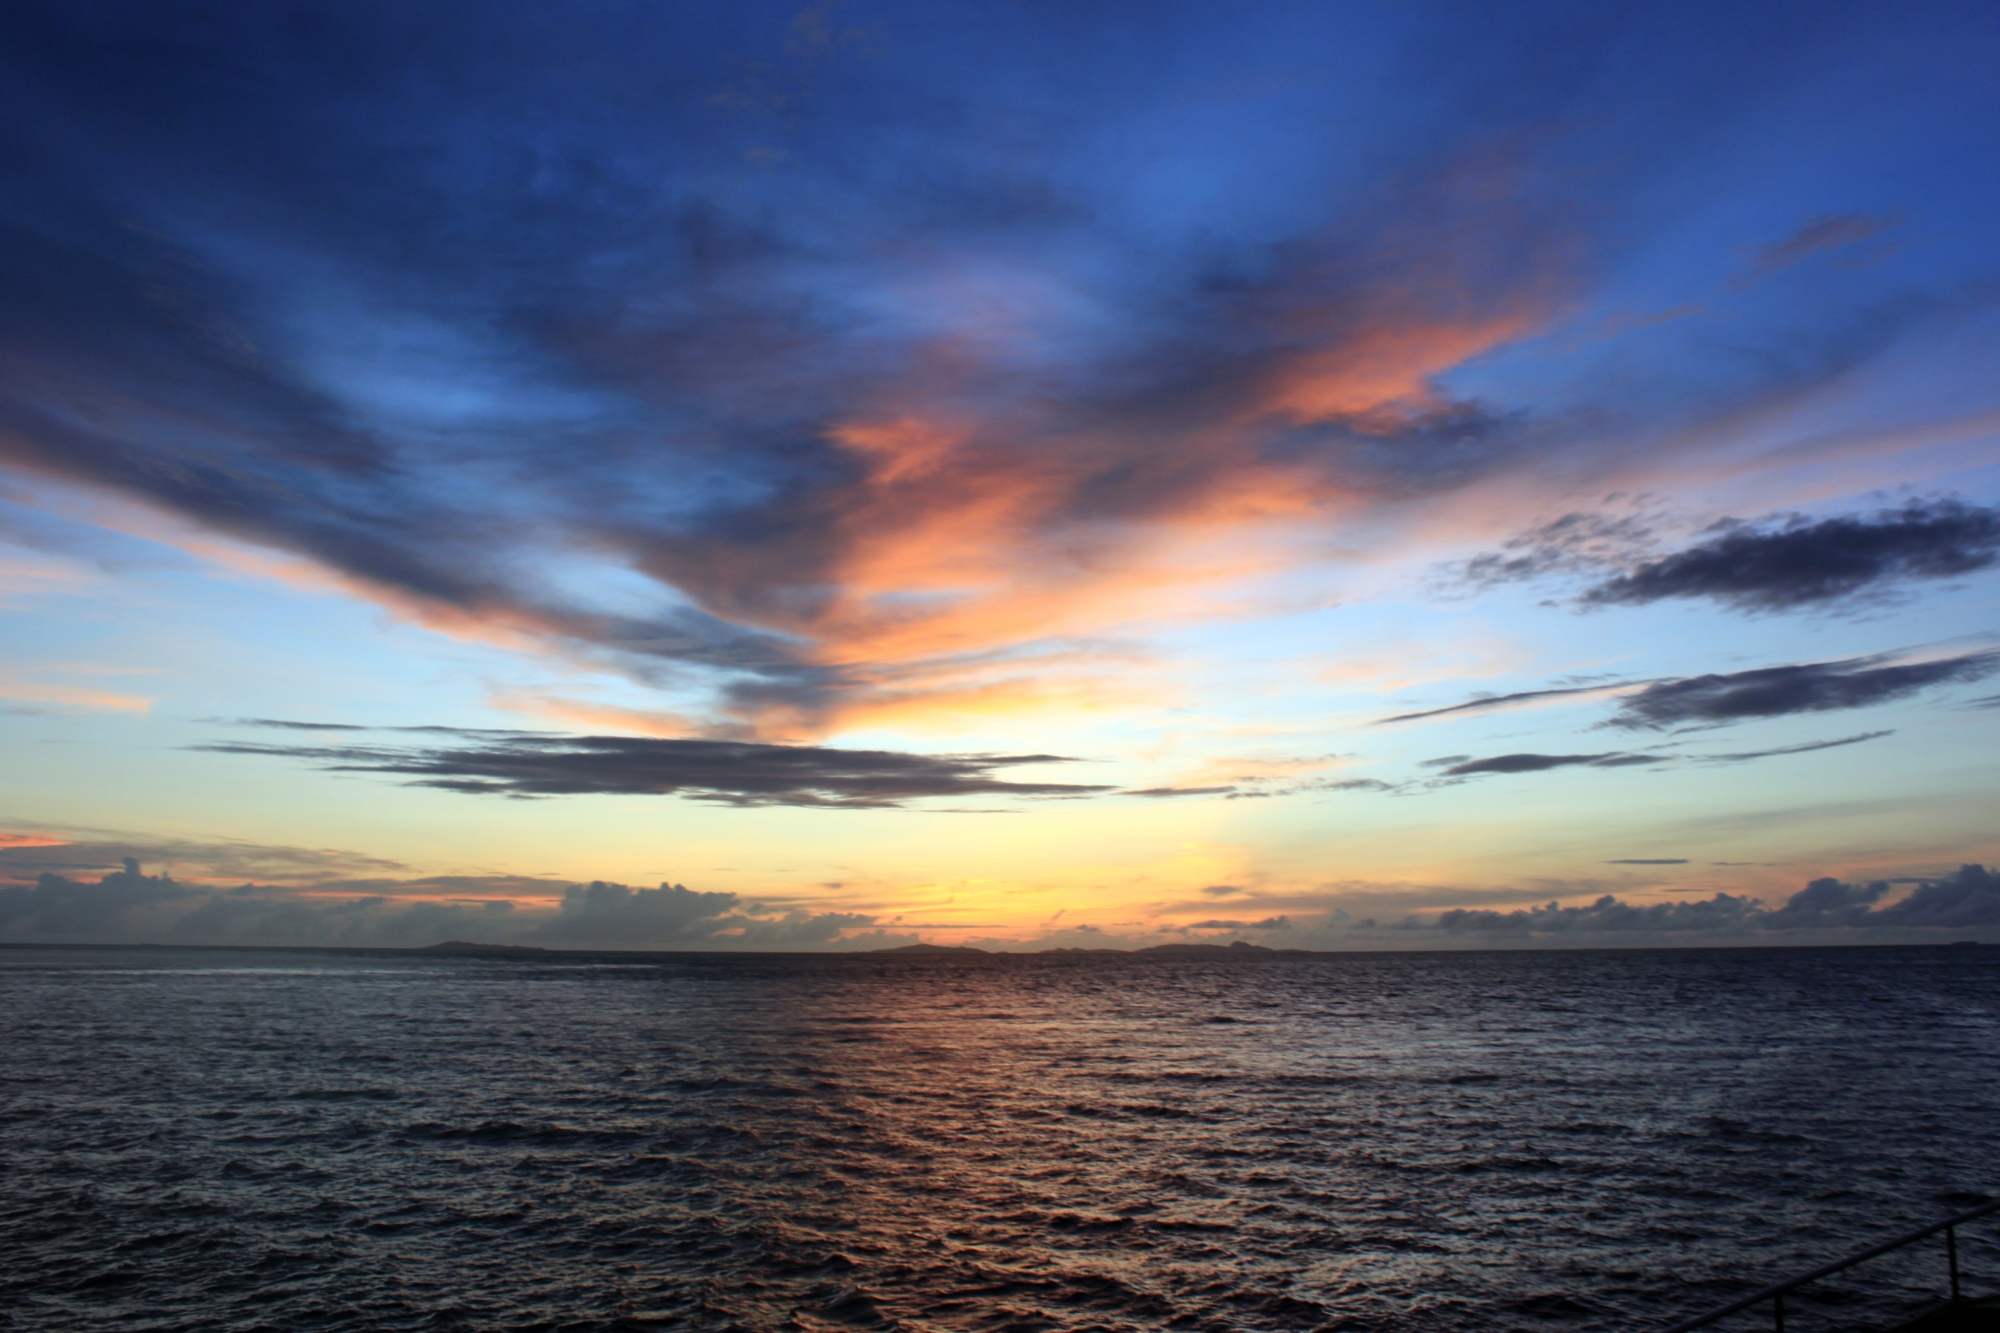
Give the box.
[1,945,1997,1331]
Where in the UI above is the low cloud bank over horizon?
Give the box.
[6,859,1996,951]
[0,858,910,951]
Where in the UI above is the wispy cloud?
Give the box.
[1744,213,1902,277]
[0,829,407,886]
[1428,729,1894,782]
[1609,652,1998,729]
[1376,648,1997,732]
[1374,682,1632,725]
[0,672,153,715]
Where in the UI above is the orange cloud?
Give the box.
[1,146,1578,745]
[484,690,701,738]
[1259,307,1544,428]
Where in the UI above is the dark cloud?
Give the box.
[5,2,1931,741]
[1701,730,1894,762]
[1431,729,1893,780]
[0,2,1579,737]
[1126,786,1238,798]
[1759,876,1891,929]
[1200,885,1245,897]
[0,3,1986,742]
[13,859,1996,949]
[532,880,742,944]
[1763,865,2000,930]
[1581,500,2000,612]
[1607,858,1688,864]
[1438,752,1629,776]
[1435,893,1764,933]
[1377,647,1990,740]
[0,862,878,948]
[1608,652,1999,729]
[1864,865,2000,929]
[1433,865,2000,937]
[0,832,407,885]
[196,731,1109,808]
[1185,916,1293,931]
[224,718,373,732]
[1376,685,1622,726]
[0,858,196,935]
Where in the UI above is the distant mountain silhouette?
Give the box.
[418,940,551,957]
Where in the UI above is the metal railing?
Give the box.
[1659,1197,2000,1333]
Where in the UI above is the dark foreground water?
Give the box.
[3,945,1998,1333]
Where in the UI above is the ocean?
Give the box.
[3,944,1996,1332]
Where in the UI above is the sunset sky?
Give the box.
[5,0,2000,949]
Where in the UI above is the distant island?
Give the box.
[861,940,1318,958]
[406,938,1317,961]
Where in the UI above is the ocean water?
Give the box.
[3,944,1997,1333]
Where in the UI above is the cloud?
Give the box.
[1432,865,2000,937]
[1750,865,2000,931]
[1450,499,2000,618]
[1431,729,1894,781]
[0,4,1988,749]
[1607,858,1688,865]
[1126,786,1238,798]
[1376,684,1627,725]
[1377,647,1995,738]
[0,829,408,886]
[0,862,879,948]
[0,5,1614,738]
[195,727,1110,808]
[1609,651,2000,729]
[1435,893,1766,933]
[1758,876,1891,928]
[13,857,1998,951]
[1443,510,1661,595]
[1746,214,1900,275]
[225,717,372,732]
[1184,916,1293,931]
[1856,864,2000,929]
[1220,776,1396,798]
[1438,752,1631,776]
[531,880,743,944]
[1701,730,1894,762]
[0,858,198,935]
[0,672,154,715]
[1581,500,2000,612]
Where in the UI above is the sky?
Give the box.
[4,0,2000,951]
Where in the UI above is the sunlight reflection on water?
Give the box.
[2,945,1997,1331]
